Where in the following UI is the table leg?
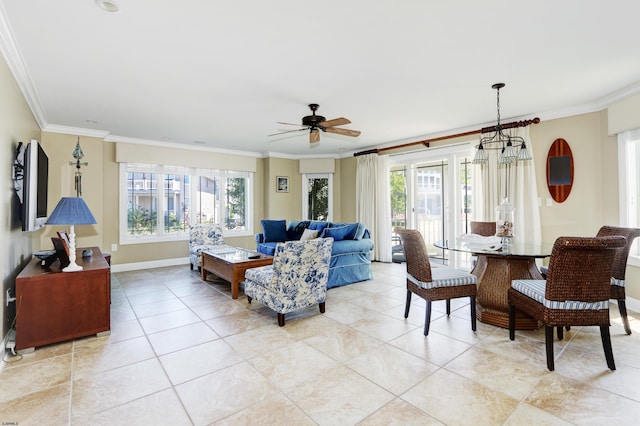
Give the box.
[472,254,542,330]
[231,266,242,299]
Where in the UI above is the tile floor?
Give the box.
[2,261,640,425]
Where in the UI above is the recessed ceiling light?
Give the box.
[95,0,119,13]
[86,119,98,124]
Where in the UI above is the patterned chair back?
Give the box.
[271,237,333,296]
[189,223,224,247]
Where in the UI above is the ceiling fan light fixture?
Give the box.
[310,129,320,144]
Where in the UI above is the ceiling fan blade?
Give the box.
[320,117,351,127]
[324,127,361,137]
[310,129,320,144]
[269,128,308,137]
[276,121,305,127]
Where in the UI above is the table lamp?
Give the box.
[46,197,97,272]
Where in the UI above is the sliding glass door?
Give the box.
[390,145,475,268]
[415,161,447,262]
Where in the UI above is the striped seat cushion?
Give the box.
[408,268,477,290]
[611,277,625,287]
[511,279,609,310]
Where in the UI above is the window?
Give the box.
[302,173,332,221]
[120,164,252,244]
[126,172,158,236]
[162,174,189,234]
[390,168,407,230]
[226,174,247,229]
[618,128,640,263]
[389,143,475,268]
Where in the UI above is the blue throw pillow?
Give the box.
[309,221,329,233]
[286,220,310,240]
[321,225,351,241]
[261,219,288,243]
[329,222,365,240]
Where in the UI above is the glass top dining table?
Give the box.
[434,238,553,259]
[435,238,552,330]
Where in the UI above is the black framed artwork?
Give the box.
[276,176,289,193]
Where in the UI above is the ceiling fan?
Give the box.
[270,103,361,144]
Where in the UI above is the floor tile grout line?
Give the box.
[118,271,198,425]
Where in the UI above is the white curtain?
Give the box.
[376,155,392,262]
[474,127,541,245]
[356,153,391,261]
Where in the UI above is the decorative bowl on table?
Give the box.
[33,250,56,260]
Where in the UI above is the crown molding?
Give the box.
[0,3,47,130]
[105,134,265,158]
[43,124,110,138]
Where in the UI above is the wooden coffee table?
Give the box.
[201,247,273,299]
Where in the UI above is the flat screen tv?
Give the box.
[21,139,49,231]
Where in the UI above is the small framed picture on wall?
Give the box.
[276,176,289,193]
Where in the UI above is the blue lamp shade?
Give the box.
[46,197,97,225]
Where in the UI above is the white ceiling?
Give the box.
[1,0,640,157]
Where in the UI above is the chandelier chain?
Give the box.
[496,87,501,129]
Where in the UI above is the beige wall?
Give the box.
[338,156,356,222]
[531,111,610,243]
[261,156,347,222]
[38,133,105,250]
[531,110,640,301]
[263,157,301,220]
[1,57,41,336]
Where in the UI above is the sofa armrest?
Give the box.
[255,233,265,244]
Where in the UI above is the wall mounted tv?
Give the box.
[21,139,49,231]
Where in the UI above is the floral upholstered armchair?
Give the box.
[244,237,334,326]
[189,223,226,271]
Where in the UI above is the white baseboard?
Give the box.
[3,328,16,352]
[110,257,190,273]
[625,296,640,314]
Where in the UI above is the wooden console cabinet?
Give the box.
[15,246,110,352]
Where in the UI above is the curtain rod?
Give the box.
[353,117,540,157]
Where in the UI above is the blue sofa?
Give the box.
[255,220,374,288]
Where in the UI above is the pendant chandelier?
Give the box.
[472,83,532,165]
